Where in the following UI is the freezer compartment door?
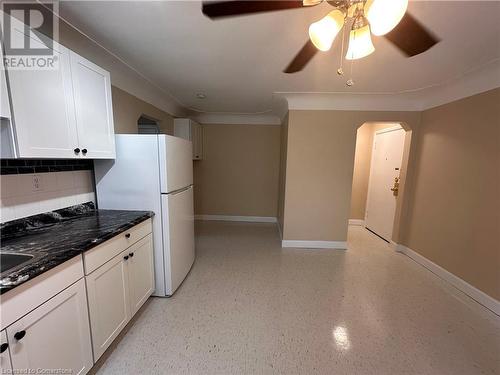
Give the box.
[161,186,195,295]
[158,135,193,193]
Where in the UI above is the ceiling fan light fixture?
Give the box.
[302,0,323,6]
[365,0,408,36]
[308,10,345,52]
[345,24,375,60]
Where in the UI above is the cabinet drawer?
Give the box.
[1,255,84,329]
[83,219,152,275]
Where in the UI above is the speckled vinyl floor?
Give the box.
[92,221,500,375]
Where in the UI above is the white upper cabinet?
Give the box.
[174,118,203,160]
[6,24,79,158]
[0,46,11,120]
[3,15,115,159]
[70,51,115,159]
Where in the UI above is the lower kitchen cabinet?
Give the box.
[85,248,131,360]
[128,235,155,315]
[0,330,12,372]
[86,233,154,360]
[6,278,93,375]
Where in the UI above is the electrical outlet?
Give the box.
[32,175,43,192]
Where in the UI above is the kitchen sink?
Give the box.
[0,253,35,275]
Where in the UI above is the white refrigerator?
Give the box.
[94,134,195,297]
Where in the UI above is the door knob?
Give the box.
[123,255,129,260]
[0,343,8,353]
[390,177,400,197]
[74,148,80,154]
[82,149,88,155]
[129,252,134,257]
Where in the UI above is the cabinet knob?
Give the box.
[129,252,134,257]
[123,255,129,260]
[125,233,131,238]
[0,343,8,353]
[82,149,88,155]
[74,148,80,154]
[14,330,26,341]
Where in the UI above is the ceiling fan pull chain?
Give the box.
[346,58,355,87]
[337,19,347,76]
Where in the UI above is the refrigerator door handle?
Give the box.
[168,185,192,195]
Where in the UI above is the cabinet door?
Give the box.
[0,330,12,372]
[6,19,78,158]
[7,279,93,375]
[127,234,154,315]
[192,122,203,160]
[70,51,115,159]
[86,250,130,360]
[0,45,11,120]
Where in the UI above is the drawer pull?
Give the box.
[125,233,131,238]
[14,330,26,341]
[0,343,8,353]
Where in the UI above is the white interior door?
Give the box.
[365,127,406,241]
[161,186,195,295]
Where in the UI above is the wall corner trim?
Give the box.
[348,219,365,226]
[396,244,500,316]
[194,215,277,223]
[281,240,347,250]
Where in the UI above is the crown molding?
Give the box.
[191,112,282,125]
[274,59,500,113]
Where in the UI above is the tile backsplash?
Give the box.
[0,160,95,223]
[1,159,93,175]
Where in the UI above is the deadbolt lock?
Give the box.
[390,177,400,197]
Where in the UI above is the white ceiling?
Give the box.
[59,1,500,117]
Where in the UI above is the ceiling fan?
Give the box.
[202,0,439,77]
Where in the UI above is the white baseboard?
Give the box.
[194,215,277,223]
[282,240,347,250]
[348,219,365,226]
[277,221,283,240]
[397,244,500,316]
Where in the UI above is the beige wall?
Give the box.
[282,110,420,242]
[277,113,289,232]
[193,124,281,217]
[350,122,400,219]
[401,88,500,300]
[111,86,174,134]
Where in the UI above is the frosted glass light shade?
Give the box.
[303,0,322,6]
[345,25,375,60]
[366,0,408,36]
[308,10,345,52]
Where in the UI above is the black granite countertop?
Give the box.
[0,202,154,294]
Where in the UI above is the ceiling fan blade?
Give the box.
[384,13,440,57]
[283,40,317,73]
[202,1,309,19]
